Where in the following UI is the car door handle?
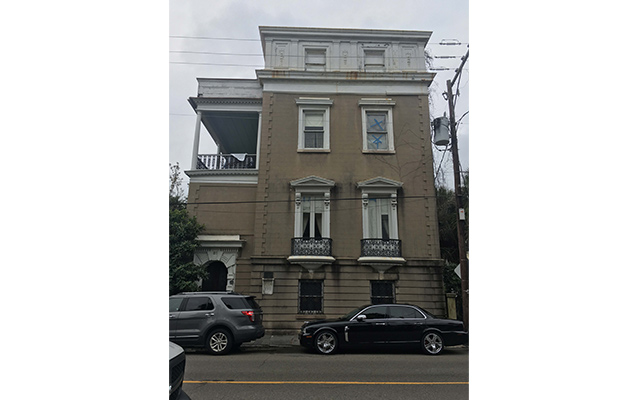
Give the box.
[375,322,387,326]
[169,315,176,319]
[205,313,215,317]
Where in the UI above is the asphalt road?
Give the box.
[182,345,468,400]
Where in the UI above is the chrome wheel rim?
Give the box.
[316,332,336,354]
[424,333,443,354]
[210,332,228,353]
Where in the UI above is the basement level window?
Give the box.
[299,280,323,314]
[371,281,395,304]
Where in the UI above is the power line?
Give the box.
[170,61,264,67]
[185,194,436,206]
[170,49,465,61]
[170,35,260,42]
[169,34,468,46]
[170,60,467,70]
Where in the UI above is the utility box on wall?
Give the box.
[262,271,275,295]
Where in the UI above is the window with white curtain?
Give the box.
[302,195,324,239]
[367,197,391,240]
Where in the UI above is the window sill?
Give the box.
[296,314,325,320]
[362,150,396,154]
[298,149,331,153]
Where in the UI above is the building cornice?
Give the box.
[259,26,432,48]
[188,97,263,112]
[256,69,433,95]
[256,69,435,83]
[185,169,259,185]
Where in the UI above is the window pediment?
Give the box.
[356,177,403,191]
[291,176,335,190]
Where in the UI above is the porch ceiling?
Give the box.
[201,111,259,154]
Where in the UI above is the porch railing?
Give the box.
[197,154,257,170]
[291,238,333,257]
[360,239,402,257]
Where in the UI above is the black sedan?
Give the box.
[299,304,467,355]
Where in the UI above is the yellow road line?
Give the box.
[184,381,468,385]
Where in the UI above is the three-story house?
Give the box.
[185,26,445,333]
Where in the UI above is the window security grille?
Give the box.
[299,280,323,314]
[371,281,395,304]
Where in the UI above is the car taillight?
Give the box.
[242,310,255,322]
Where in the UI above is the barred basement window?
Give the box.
[299,280,323,314]
[371,281,395,305]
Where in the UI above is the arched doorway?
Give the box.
[202,261,227,291]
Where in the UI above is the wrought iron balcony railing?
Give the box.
[197,154,257,170]
[360,239,402,258]
[291,238,333,257]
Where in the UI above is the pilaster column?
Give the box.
[191,111,202,170]
[361,193,369,239]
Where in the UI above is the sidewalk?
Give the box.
[243,334,300,348]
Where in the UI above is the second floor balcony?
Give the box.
[360,239,402,258]
[287,237,335,272]
[197,154,257,170]
[291,237,333,257]
[358,239,405,273]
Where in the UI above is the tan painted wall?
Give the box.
[186,91,447,333]
[253,92,441,260]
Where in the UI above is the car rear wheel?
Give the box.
[422,332,444,355]
[206,329,233,355]
[315,330,338,355]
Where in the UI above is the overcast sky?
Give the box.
[169,0,469,189]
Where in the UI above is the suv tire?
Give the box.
[206,328,234,355]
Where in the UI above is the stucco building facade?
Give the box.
[185,26,445,334]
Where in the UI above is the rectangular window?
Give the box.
[368,197,391,239]
[303,111,324,149]
[371,281,395,305]
[302,196,324,238]
[305,49,326,71]
[364,49,385,71]
[366,112,389,150]
[299,280,323,314]
[296,98,332,151]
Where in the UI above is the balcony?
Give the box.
[358,239,405,273]
[197,154,257,170]
[361,239,401,257]
[287,237,335,272]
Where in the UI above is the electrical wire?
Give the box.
[170,35,468,46]
[185,194,436,206]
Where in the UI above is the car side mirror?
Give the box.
[356,315,367,322]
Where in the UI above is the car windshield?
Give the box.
[339,306,369,321]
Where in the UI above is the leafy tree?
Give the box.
[436,172,469,295]
[169,163,206,295]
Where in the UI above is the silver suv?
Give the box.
[169,291,265,355]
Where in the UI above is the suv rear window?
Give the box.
[222,296,261,310]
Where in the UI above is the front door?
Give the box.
[347,305,390,343]
[202,261,227,291]
[386,305,426,343]
[173,296,216,344]
[169,297,185,340]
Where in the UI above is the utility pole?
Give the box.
[445,50,469,331]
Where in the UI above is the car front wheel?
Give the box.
[315,330,338,355]
[206,329,233,355]
[422,332,444,355]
